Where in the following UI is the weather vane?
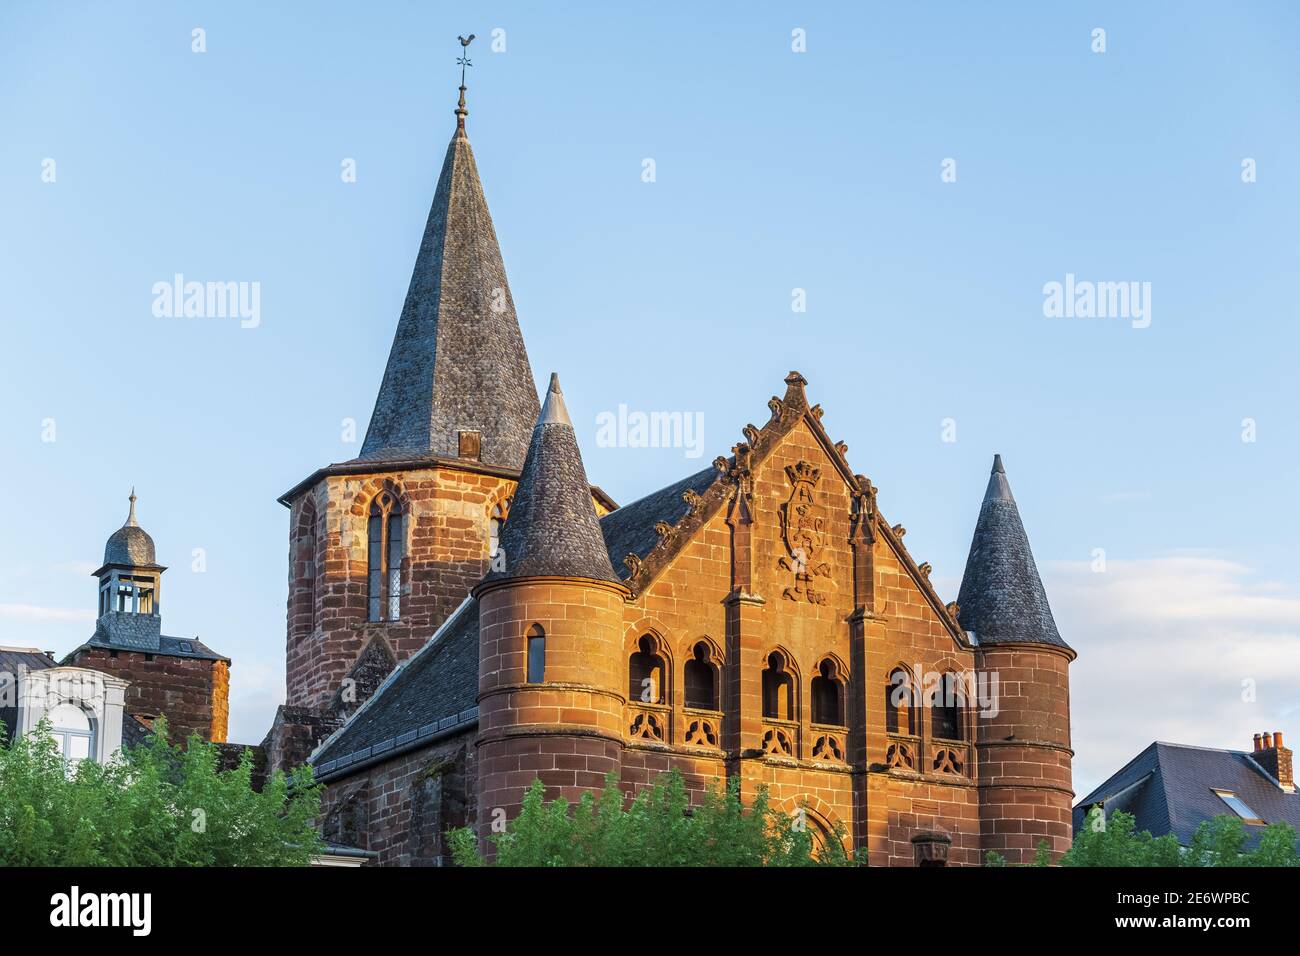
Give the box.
[455,34,476,127]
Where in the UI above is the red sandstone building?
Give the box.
[63,491,231,745]
[264,85,1076,866]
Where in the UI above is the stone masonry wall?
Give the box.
[66,647,225,745]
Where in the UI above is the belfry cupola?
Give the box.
[92,489,165,651]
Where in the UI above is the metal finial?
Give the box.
[456,34,476,129]
[126,487,139,527]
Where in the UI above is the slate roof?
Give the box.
[483,374,619,585]
[600,465,719,581]
[0,647,57,744]
[73,630,229,662]
[1074,742,1300,849]
[311,598,481,777]
[956,455,1070,649]
[358,119,539,470]
[101,491,158,568]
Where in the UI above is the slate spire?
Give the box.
[956,455,1070,649]
[484,374,619,585]
[359,101,539,469]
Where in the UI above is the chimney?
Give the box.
[1255,730,1294,792]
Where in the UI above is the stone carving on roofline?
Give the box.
[620,372,818,600]
[777,460,832,605]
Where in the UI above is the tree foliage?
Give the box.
[448,770,854,867]
[0,716,323,866]
[984,808,1300,866]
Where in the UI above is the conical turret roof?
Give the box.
[483,374,619,585]
[956,455,1070,649]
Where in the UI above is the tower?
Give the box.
[65,491,230,744]
[957,455,1075,863]
[92,489,164,651]
[271,75,542,769]
[472,374,628,840]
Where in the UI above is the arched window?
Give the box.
[629,635,666,704]
[488,502,505,559]
[367,492,404,622]
[930,672,965,741]
[48,702,94,768]
[683,641,719,710]
[811,658,844,726]
[762,651,794,721]
[885,667,915,735]
[526,624,546,684]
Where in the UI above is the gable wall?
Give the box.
[618,418,983,863]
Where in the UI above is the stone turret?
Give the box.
[957,455,1075,863]
[472,374,628,842]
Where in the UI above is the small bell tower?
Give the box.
[91,489,165,651]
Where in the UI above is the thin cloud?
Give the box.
[0,603,96,624]
[1046,556,1300,800]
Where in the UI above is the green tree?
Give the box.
[1057,809,1298,867]
[448,770,854,867]
[0,716,323,866]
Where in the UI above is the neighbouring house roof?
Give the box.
[357,116,539,470]
[311,598,480,779]
[0,647,58,744]
[956,455,1070,650]
[482,374,619,586]
[70,631,228,663]
[1074,742,1300,848]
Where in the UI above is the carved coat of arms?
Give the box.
[778,460,832,604]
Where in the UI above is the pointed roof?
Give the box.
[102,489,158,568]
[482,374,620,585]
[359,111,539,469]
[956,455,1070,650]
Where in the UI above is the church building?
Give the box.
[265,79,1076,866]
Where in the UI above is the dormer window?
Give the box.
[1212,789,1265,824]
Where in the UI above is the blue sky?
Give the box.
[1,1,1297,796]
